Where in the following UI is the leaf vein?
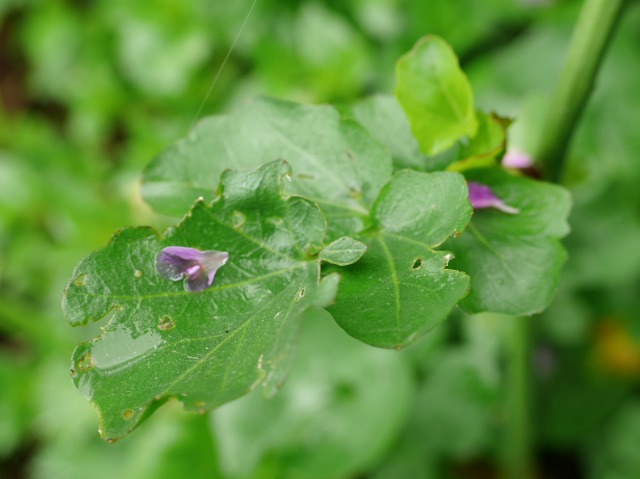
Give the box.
[377,237,402,343]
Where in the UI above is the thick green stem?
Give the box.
[504,316,532,479]
[538,0,627,182]
[504,2,627,477]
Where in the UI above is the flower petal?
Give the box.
[155,249,196,281]
[502,149,533,169]
[155,247,229,292]
[467,181,520,214]
[184,266,212,293]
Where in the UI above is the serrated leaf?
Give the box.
[446,168,571,315]
[395,35,477,156]
[319,236,367,266]
[142,97,392,239]
[61,161,337,441]
[326,170,472,348]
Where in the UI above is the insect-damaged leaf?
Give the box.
[325,170,472,349]
[446,168,571,316]
[62,161,338,441]
[141,97,392,240]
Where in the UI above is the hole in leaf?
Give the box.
[411,258,423,270]
[77,353,94,371]
[73,274,87,287]
[295,288,306,301]
[158,315,175,331]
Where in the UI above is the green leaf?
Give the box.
[142,97,392,239]
[563,189,640,288]
[319,236,368,266]
[395,35,477,156]
[212,308,413,479]
[0,354,33,458]
[588,400,640,478]
[326,170,472,349]
[349,95,425,171]
[62,161,338,441]
[413,347,499,458]
[446,168,571,315]
[448,110,509,172]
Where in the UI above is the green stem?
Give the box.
[503,3,627,476]
[537,0,627,182]
[504,316,532,479]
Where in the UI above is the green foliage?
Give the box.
[349,95,426,171]
[395,36,478,156]
[589,401,640,479]
[62,161,342,440]
[212,309,413,479]
[3,1,640,477]
[61,25,574,439]
[319,236,368,266]
[446,168,571,315]
[327,170,471,348]
[453,110,508,170]
[142,97,392,239]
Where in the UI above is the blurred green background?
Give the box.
[2,0,640,478]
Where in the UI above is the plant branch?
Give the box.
[538,0,627,182]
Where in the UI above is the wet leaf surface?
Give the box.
[62,161,339,440]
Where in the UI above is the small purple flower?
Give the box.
[156,246,229,293]
[501,149,533,170]
[467,181,520,214]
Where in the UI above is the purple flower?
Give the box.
[156,246,229,293]
[467,181,520,214]
[502,149,533,170]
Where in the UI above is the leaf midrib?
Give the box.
[156,281,300,402]
[377,237,401,343]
